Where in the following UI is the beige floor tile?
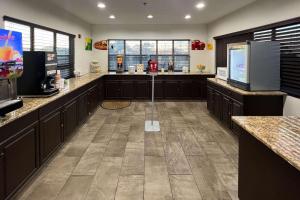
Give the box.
[144,133,164,156]
[164,142,192,175]
[144,156,173,200]
[115,175,144,200]
[85,157,123,200]
[121,142,144,175]
[72,143,106,175]
[56,175,93,200]
[169,175,202,200]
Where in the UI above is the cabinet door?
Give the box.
[88,86,99,113]
[154,80,164,99]
[0,152,4,200]
[40,111,62,162]
[207,86,214,112]
[105,81,121,99]
[121,81,134,99]
[77,93,89,125]
[213,92,223,120]
[135,80,150,99]
[232,101,243,130]
[180,80,193,99]
[222,96,232,128]
[63,100,77,141]
[4,127,38,196]
[165,81,180,99]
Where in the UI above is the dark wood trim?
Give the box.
[214,16,300,40]
[3,16,76,38]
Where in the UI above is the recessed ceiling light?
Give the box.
[196,2,205,9]
[109,15,116,19]
[185,15,191,19]
[97,2,106,9]
[147,15,153,19]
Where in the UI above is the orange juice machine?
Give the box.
[116,54,124,73]
[0,29,23,116]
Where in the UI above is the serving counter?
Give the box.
[233,116,300,200]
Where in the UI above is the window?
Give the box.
[108,39,190,71]
[3,16,75,79]
[254,22,300,97]
[4,21,31,51]
[34,28,54,51]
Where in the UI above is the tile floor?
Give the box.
[16,102,239,200]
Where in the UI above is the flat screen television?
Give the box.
[0,29,23,79]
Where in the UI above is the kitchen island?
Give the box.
[233,116,300,200]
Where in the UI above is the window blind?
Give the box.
[4,21,31,51]
[34,28,54,52]
[276,24,300,96]
[253,29,272,42]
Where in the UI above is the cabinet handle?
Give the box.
[0,153,4,156]
[61,123,64,128]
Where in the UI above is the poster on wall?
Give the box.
[94,40,108,50]
[0,29,23,79]
[85,37,93,51]
[192,40,205,50]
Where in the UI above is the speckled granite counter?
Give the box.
[232,116,300,171]
[208,78,286,96]
[0,73,105,128]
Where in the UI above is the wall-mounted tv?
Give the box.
[0,29,23,79]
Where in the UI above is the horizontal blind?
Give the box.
[4,21,31,51]
[275,24,300,96]
[34,28,54,52]
[56,33,70,67]
[254,29,272,42]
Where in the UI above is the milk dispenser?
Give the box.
[0,29,23,116]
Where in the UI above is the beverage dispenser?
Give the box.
[0,29,23,116]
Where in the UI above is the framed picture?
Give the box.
[94,40,108,50]
[85,37,92,51]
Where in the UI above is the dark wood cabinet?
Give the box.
[207,80,283,131]
[77,92,89,125]
[62,100,77,140]
[40,111,62,163]
[180,80,193,99]
[154,80,164,99]
[135,80,150,99]
[165,81,180,99]
[88,85,99,113]
[105,80,121,99]
[3,126,38,197]
[121,81,134,99]
[0,152,5,200]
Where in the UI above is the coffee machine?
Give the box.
[17,51,59,97]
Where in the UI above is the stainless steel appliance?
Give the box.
[17,51,59,97]
[227,41,280,91]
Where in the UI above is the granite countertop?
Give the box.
[208,78,286,96]
[232,116,300,171]
[0,73,105,128]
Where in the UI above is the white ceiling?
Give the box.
[45,0,257,24]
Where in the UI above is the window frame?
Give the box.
[108,39,190,72]
[3,16,76,78]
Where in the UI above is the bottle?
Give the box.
[55,70,61,89]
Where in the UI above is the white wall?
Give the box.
[207,0,300,116]
[0,0,93,75]
[92,24,212,73]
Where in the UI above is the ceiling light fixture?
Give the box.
[185,15,191,19]
[97,2,106,9]
[147,15,153,19]
[109,15,116,19]
[196,2,205,9]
